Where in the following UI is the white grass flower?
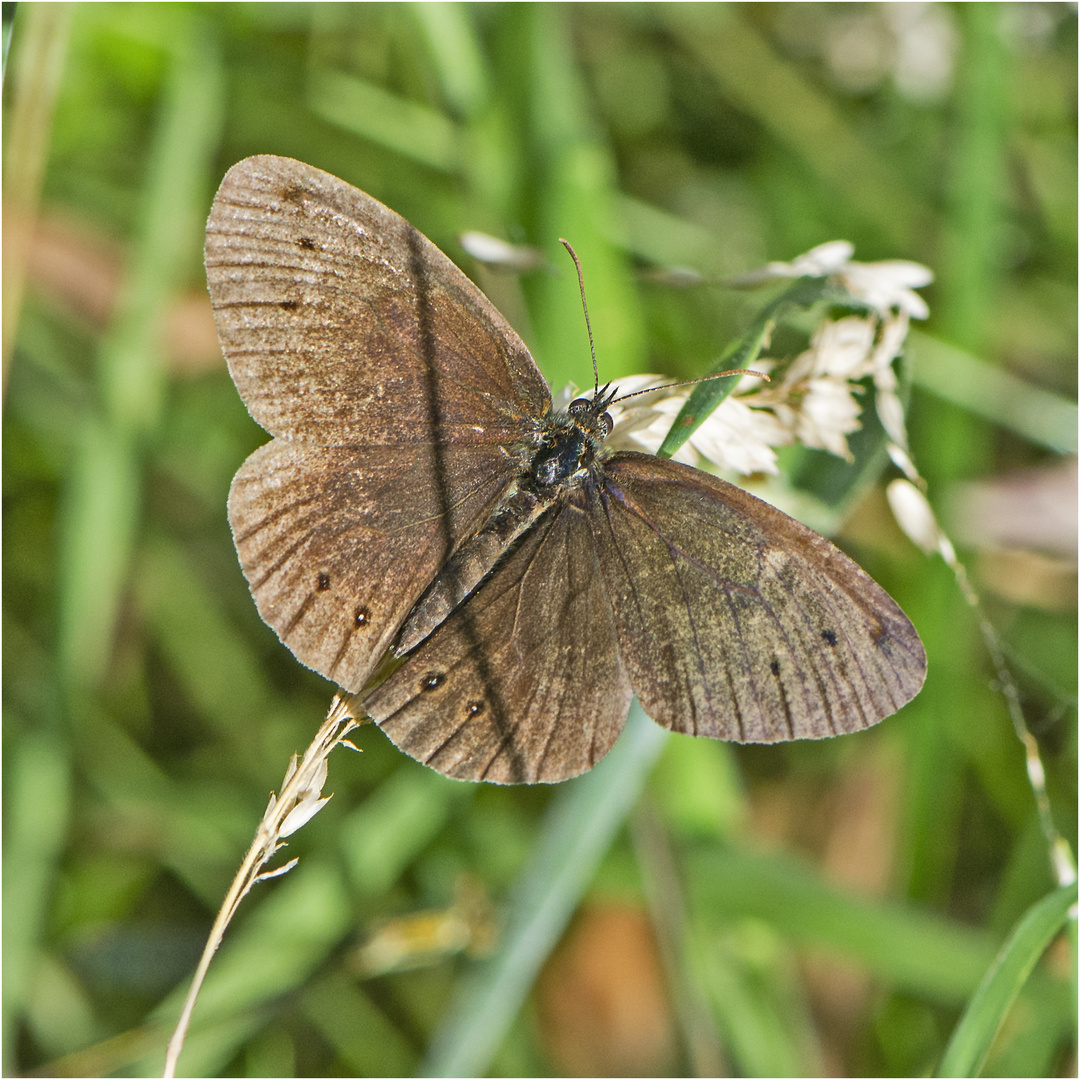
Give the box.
[797,316,877,378]
[837,259,933,319]
[605,382,702,466]
[734,239,932,319]
[750,316,878,462]
[887,478,956,563]
[773,379,864,461]
[600,375,687,452]
[587,374,788,475]
[684,394,790,475]
[869,310,915,454]
[574,240,929,480]
[732,240,855,284]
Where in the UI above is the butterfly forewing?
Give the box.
[206,156,551,444]
[363,503,633,783]
[589,454,926,741]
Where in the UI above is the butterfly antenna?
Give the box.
[610,368,771,406]
[559,239,599,395]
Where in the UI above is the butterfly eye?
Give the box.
[600,412,613,436]
[568,398,590,416]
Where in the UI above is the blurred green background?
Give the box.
[3,3,1076,1077]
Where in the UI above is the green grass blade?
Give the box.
[908,330,1078,453]
[520,4,645,392]
[1,729,71,1075]
[56,22,223,691]
[661,6,927,250]
[338,766,475,900]
[690,846,997,1001]
[935,882,1077,1078]
[656,276,830,459]
[307,68,460,173]
[689,919,822,1076]
[420,702,669,1077]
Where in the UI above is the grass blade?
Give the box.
[420,702,668,1077]
[935,882,1077,1078]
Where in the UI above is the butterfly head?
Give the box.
[566,382,617,442]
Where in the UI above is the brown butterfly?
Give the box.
[205,155,926,784]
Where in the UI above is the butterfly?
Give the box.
[205,155,926,784]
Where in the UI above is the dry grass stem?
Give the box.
[887,483,1075,891]
[162,693,361,1078]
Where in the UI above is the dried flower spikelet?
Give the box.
[259,701,360,850]
[887,479,954,562]
[686,395,789,475]
[280,758,332,838]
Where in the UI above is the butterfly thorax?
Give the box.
[527,394,612,491]
[394,390,614,657]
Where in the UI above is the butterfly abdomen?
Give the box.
[395,485,547,654]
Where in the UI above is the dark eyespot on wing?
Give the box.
[278,181,307,206]
[316,572,331,591]
[298,236,317,250]
[821,628,838,646]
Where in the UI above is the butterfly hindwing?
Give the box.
[363,502,633,783]
[228,439,521,692]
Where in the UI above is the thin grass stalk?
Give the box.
[163,696,360,1078]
